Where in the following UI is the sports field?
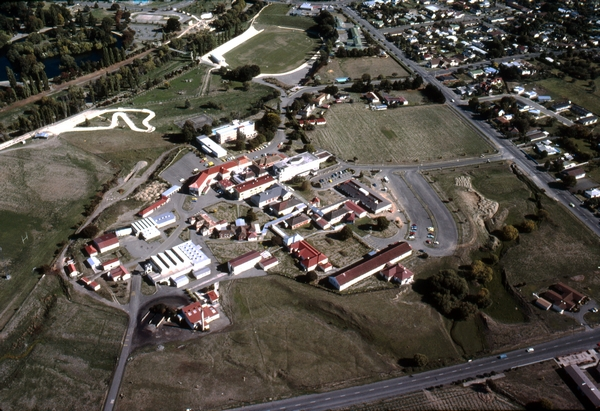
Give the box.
[255,3,316,30]
[224,28,320,74]
[311,103,493,164]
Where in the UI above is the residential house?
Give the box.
[259,256,279,271]
[181,301,221,331]
[380,93,408,106]
[66,262,79,278]
[84,244,98,257]
[551,101,572,113]
[561,168,586,180]
[584,188,600,198]
[578,116,598,126]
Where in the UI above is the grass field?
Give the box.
[224,28,320,74]
[311,103,494,164]
[255,4,316,30]
[131,66,208,104]
[427,162,600,322]
[0,138,113,329]
[129,81,275,133]
[0,274,127,410]
[307,233,370,268]
[61,129,173,177]
[534,77,600,116]
[318,56,411,83]
[116,275,463,410]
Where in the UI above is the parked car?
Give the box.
[427,234,435,238]
[591,307,599,313]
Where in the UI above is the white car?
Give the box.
[526,348,534,352]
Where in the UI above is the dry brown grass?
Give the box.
[495,361,584,410]
[0,274,127,410]
[307,232,370,268]
[340,384,521,410]
[116,275,463,410]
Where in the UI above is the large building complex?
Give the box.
[146,240,211,285]
[272,151,331,182]
[212,120,257,144]
[188,155,252,195]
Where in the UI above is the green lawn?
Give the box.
[224,28,320,74]
[129,82,275,133]
[535,77,600,115]
[132,66,208,105]
[255,4,316,30]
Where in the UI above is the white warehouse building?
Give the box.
[272,151,331,182]
[146,240,211,285]
[197,135,228,158]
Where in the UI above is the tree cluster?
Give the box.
[422,84,446,104]
[219,64,261,82]
[426,269,480,320]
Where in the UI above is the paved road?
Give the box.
[230,327,600,411]
[103,275,142,411]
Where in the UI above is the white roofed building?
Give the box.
[212,120,257,145]
[272,151,331,182]
[197,136,228,158]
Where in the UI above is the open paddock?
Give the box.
[318,56,410,83]
[311,103,494,164]
[224,28,320,74]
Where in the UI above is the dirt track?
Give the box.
[0,48,156,114]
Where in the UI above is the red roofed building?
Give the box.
[102,258,120,271]
[344,201,368,218]
[206,290,219,304]
[92,233,119,254]
[188,156,252,196]
[181,301,220,330]
[139,197,170,218]
[381,263,414,285]
[232,175,275,200]
[228,250,263,275]
[66,263,79,278]
[329,242,413,291]
[288,240,328,271]
[84,244,98,257]
[259,256,279,271]
[108,264,131,282]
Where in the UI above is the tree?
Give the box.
[306,271,319,284]
[181,120,196,144]
[471,260,493,284]
[561,174,577,188]
[501,225,519,241]
[453,301,479,320]
[80,224,99,238]
[304,143,315,153]
[376,216,390,231]
[234,129,246,151]
[536,209,550,222]
[184,99,191,109]
[413,353,428,367]
[164,17,181,33]
[520,219,536,233]
[339,225,353,241]
[260,112,281,132]
[300,180,311,192]
[322,85,338,95]
[201,124,212,136]
[246,208,257,223]
[475,288,492,309]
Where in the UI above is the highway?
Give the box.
[231,328,600,411]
